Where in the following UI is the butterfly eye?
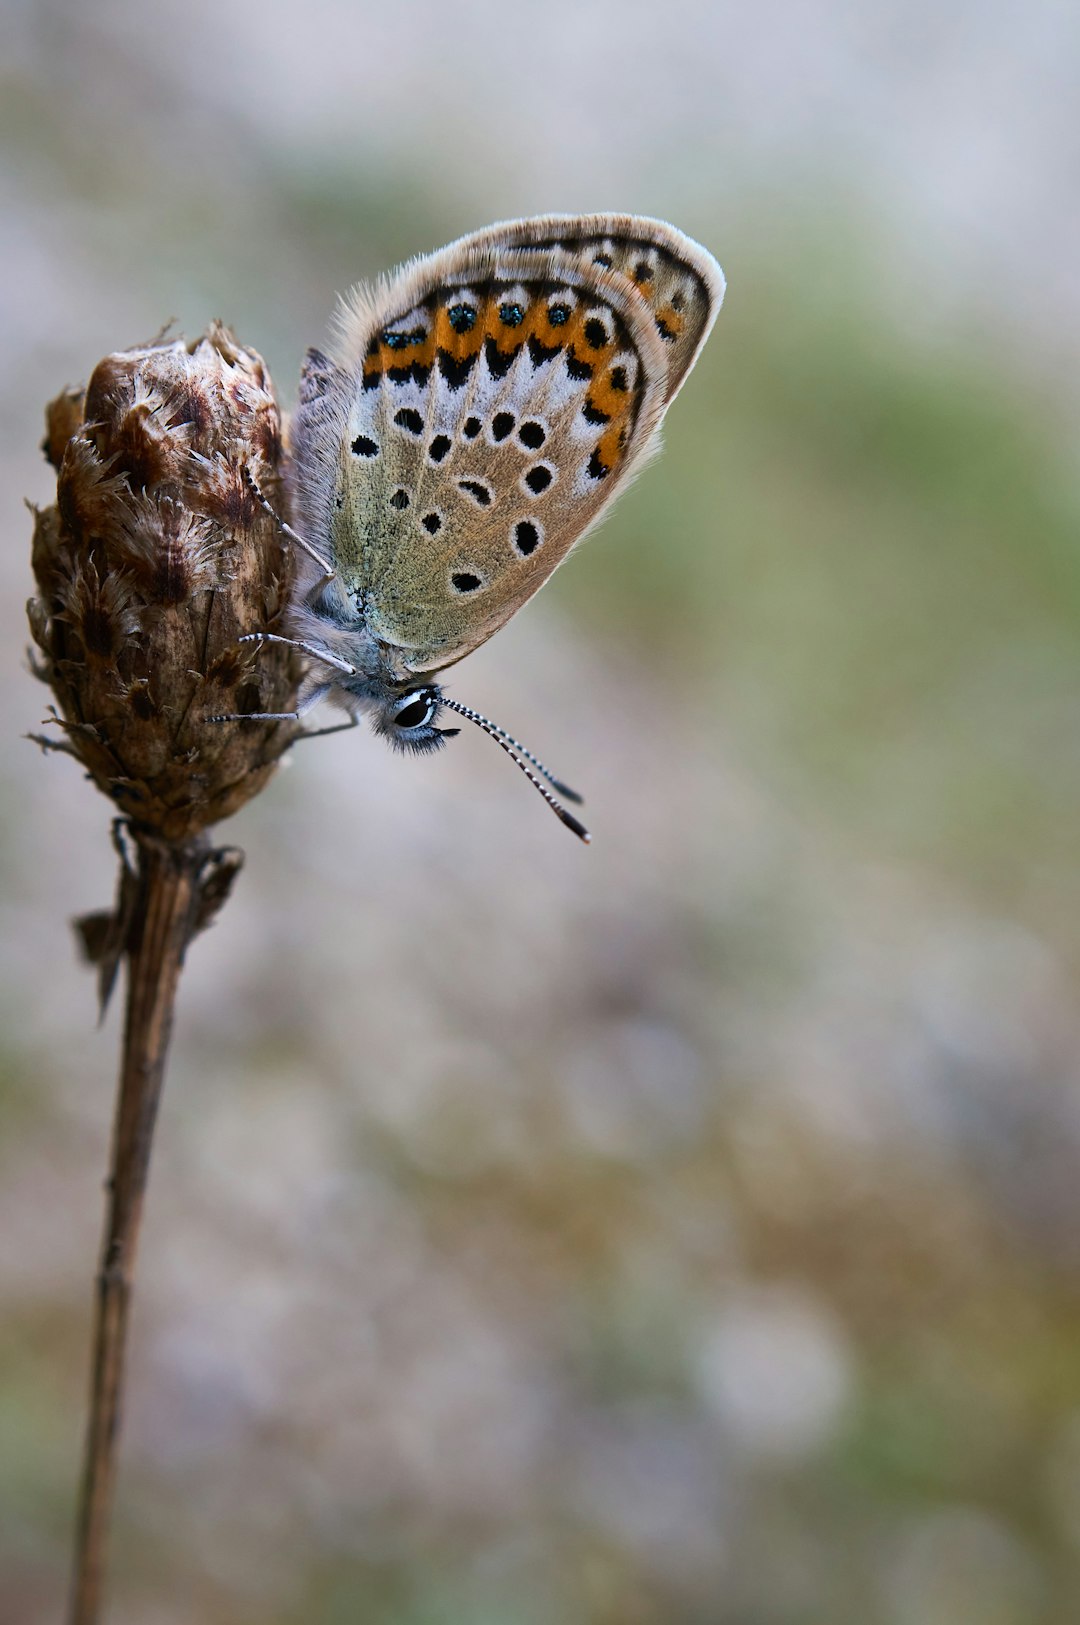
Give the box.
[375,687,453,755]
[392,693,435,730]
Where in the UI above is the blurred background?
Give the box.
[4,1,1080,1621]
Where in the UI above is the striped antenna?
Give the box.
[440,696,590,844]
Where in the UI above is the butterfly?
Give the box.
[237,215,724,841]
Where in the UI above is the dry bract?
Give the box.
[28,323,301,841]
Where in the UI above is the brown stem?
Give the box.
[68,829,211,1625]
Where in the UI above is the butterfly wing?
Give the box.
[289,220,723,679]
[460,215,725,405]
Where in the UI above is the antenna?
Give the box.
[440,696,591,844]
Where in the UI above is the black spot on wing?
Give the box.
[513,519,541,557]
[429,434,451,463]
[484,337,520,379]
[387,361,431,387]
[438,349,477,390]
[458,479,492,507]
[524,465,553,495]
[518,420,545,449]
[394,408,423,435]
[351,434,379,457]
[528,335,560,367]
[451,571,482,593]
[491,411,515,441]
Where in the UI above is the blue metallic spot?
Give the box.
[383,326,425,350]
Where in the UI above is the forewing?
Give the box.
[305,243,671,676]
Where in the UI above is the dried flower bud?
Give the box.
[28,324,301,841]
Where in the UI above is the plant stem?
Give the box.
[69,829,211,1625]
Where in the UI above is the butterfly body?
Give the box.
[238,216,724,832]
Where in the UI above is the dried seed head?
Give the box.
[28,325,301,840]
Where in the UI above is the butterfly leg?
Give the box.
[244,467,337,585]
[239,630,358,675]
[206,633,360,723]
[207,680,332,726]
[208,679,361,744]
[289,713,361,745]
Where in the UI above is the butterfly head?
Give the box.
[374,684,459,755]
[371,681,590,841]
